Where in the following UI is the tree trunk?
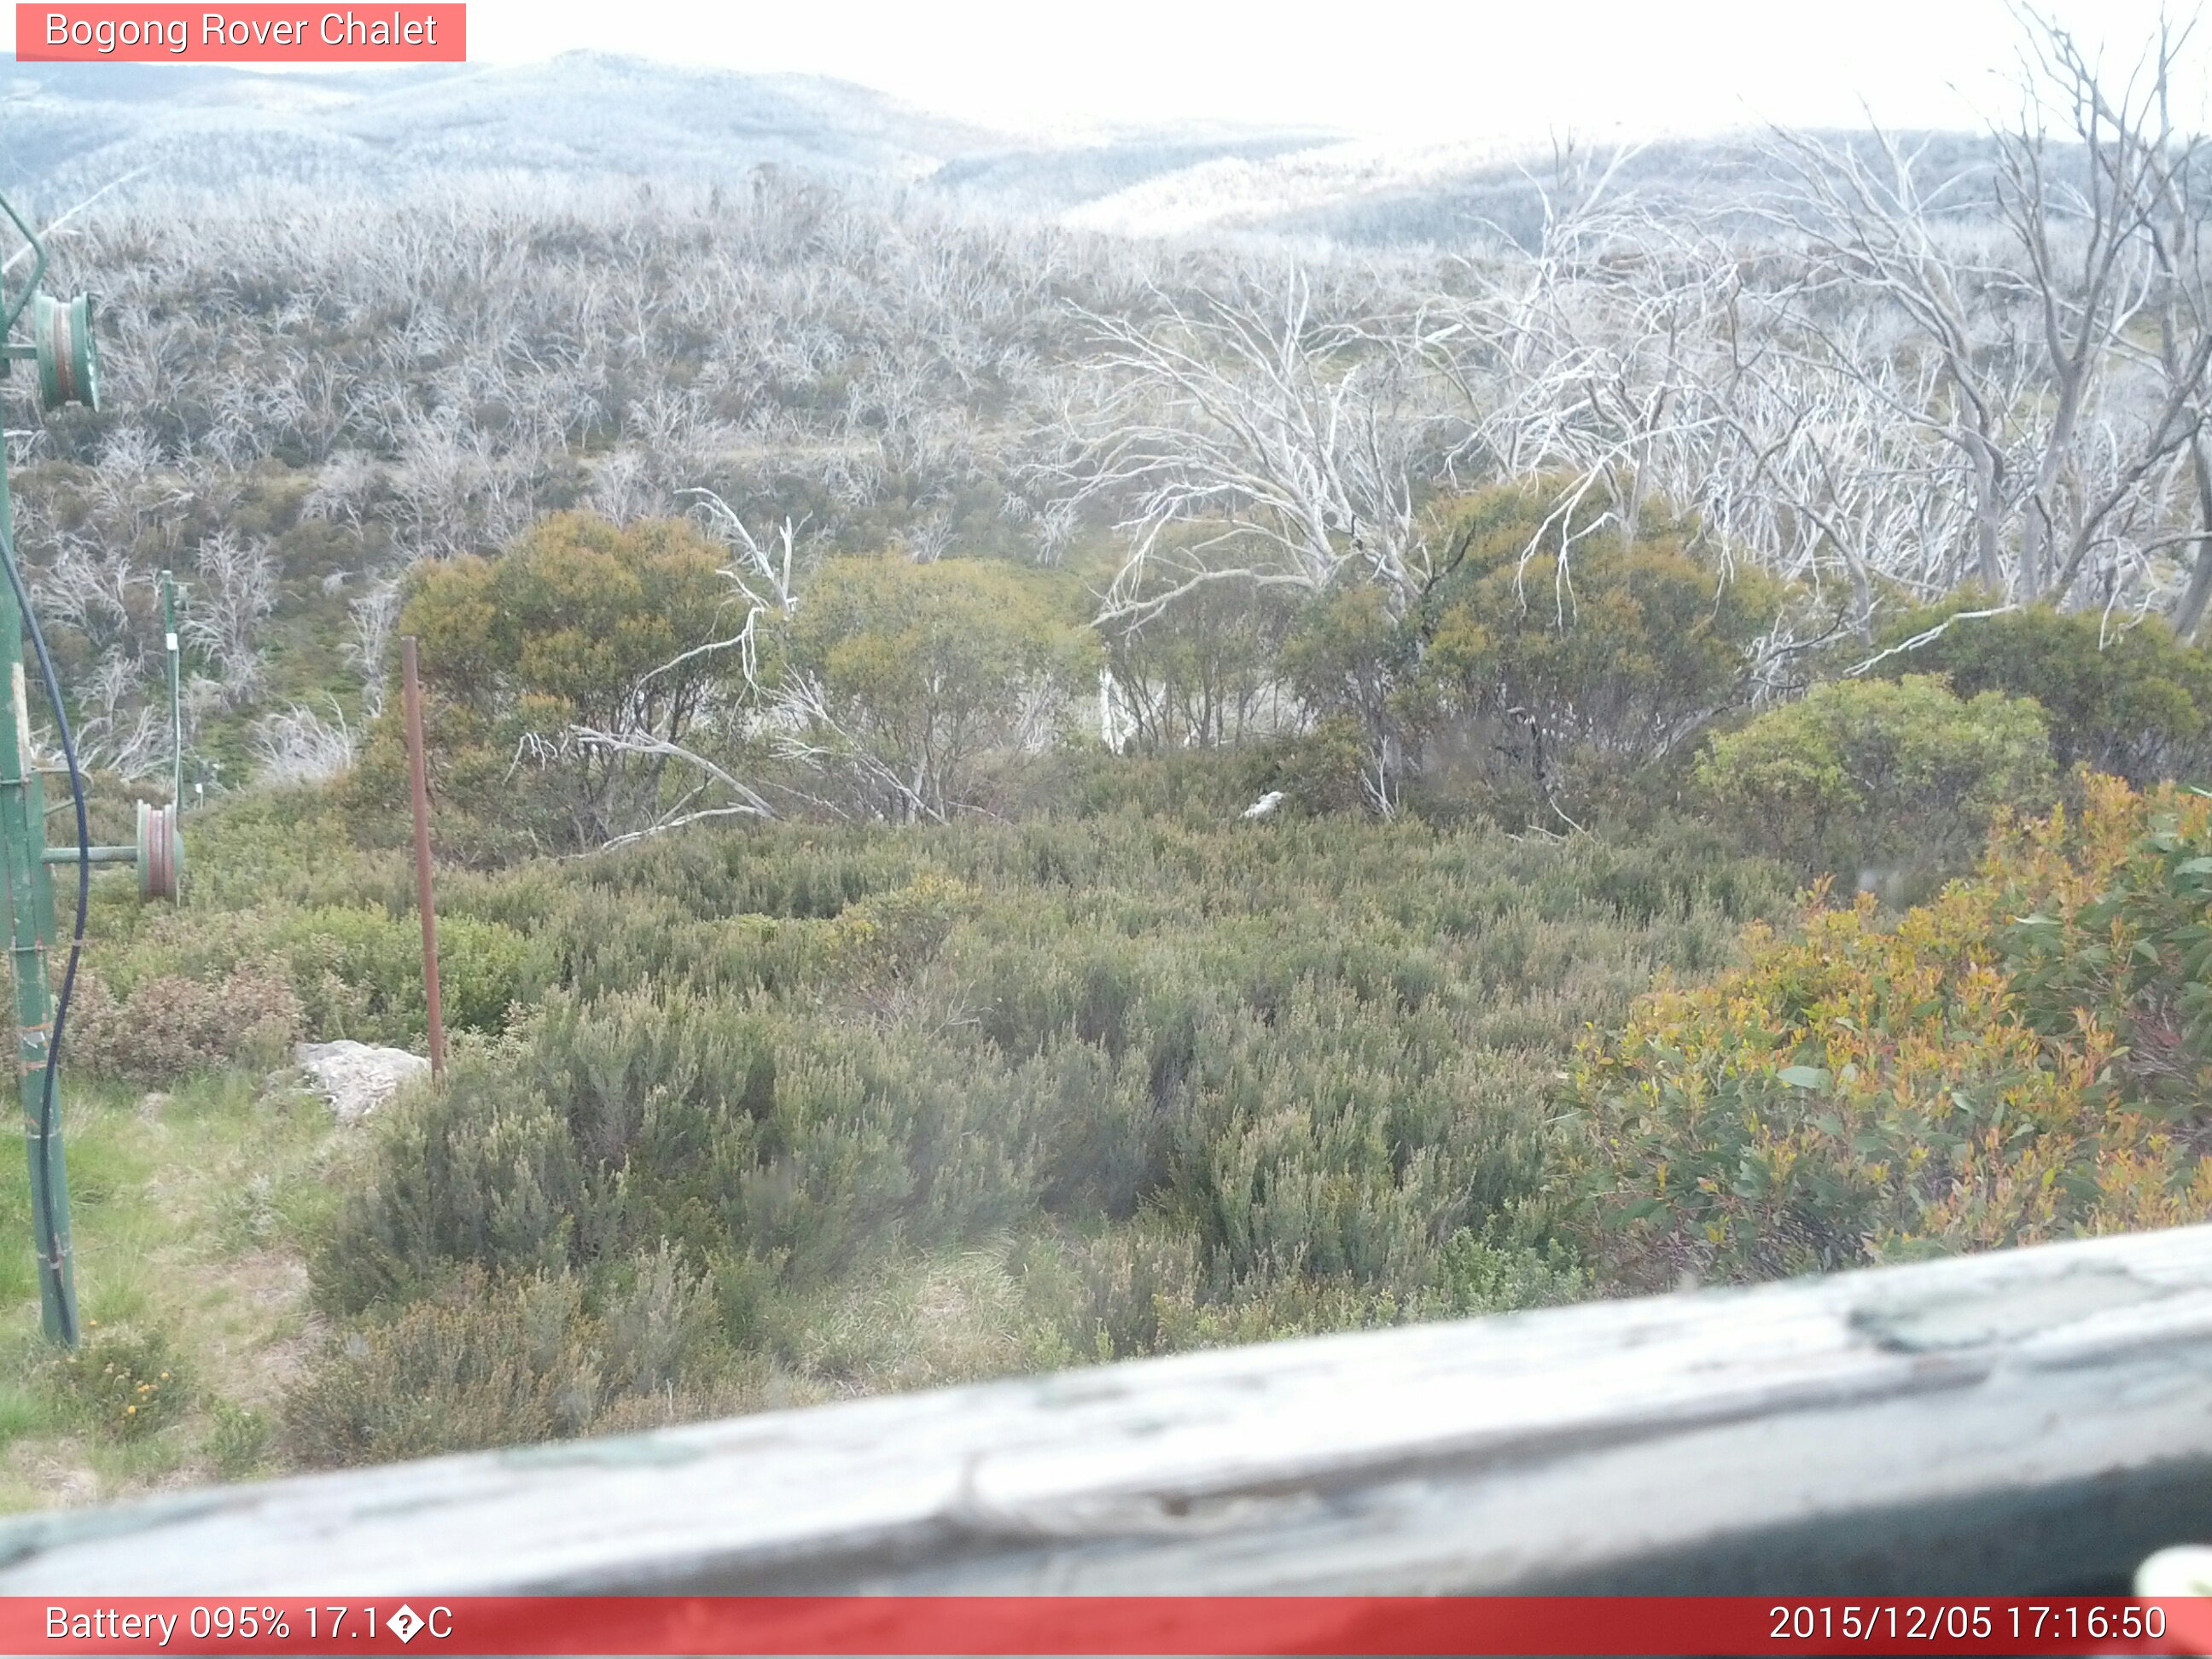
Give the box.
[2172,437,2212,641]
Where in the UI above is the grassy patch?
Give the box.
[0,1066,341,1510]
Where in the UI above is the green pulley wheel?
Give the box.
[34,292,98,413]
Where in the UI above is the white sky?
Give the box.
[8,0,2209,142]
[453,0,2209,140]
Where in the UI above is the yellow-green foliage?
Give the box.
[358,511,742,858]
[1282,480,1785,822]
[778,555,1096,819]
[403,510,736,729]
[1869,602,2212,785]
[1696,675,2055,877]
[821,870,973,990]
[1569,776,2212,1290]
[1413,484,1784,756]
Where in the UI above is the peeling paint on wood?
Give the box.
[6,1225,2212,1593]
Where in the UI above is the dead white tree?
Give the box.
[767,672,943,824]
[186,530,276,705]
[349,579,401,719]
[563,727,777,848]
[1747,9,2212,624]
[682,492,803,685]
[252,701,357,785]
[1053,271,1449,628]
[2040,7,2212,636]
[517,496,815,847]
[1429,147,1753,612]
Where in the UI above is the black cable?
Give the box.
[0,537,86,1348]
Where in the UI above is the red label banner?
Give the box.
[15,5,464,61]
[3,1597,2209,1656]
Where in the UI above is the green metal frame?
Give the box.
[0,189,178,1346]
[0,441,73,1343]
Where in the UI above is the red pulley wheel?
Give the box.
[136,800,181,901]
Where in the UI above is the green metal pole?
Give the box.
[0,446,74,1345]
[42,846,137,865]
[162,573,180,807]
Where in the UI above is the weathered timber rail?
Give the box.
[7,1224,2212,1594]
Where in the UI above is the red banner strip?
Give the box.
[4,1597,2209,1656]
[15,5,464,62]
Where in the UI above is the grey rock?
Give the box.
[294,1040,430,1124]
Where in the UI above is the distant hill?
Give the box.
[0,51,1342,217]
[0,51,2008,246]
[0,52,1017,199]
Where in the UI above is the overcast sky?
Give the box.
[446,0,2208,140]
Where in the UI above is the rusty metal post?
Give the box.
[400,637,446,1078]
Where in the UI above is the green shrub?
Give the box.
[68,963,300,1083]
[271,906,541,1039]
[1099,546,1300,751]
[206,1401,273,1478]
[286,1270,603,1464]
[777,555,1097,821]
[287,1252,714,1466]
[51,1324,188,1441]
[354,511,746,858]
[1695,676,2054,881]
[157,785,405,913]
[1276,481,1784,823]
[1566,776,2212,1292]
[996,747,1258,830]
[84,898,544,1049]
[822,870,971,990]
[1870,603,2212,785]
[1243,714,1373,816]
[1412,485,1784,791]
[317,981,1045,1314]
[1436,1222,1586,1315]
[1278,585,1413,796]
[311,1053,583,1315]
[290,803,1791,1434]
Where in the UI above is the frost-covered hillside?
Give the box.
[0,52,1342,218]
[2,50,1998,247]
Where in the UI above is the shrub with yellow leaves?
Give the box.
[1567,774,2212,1289]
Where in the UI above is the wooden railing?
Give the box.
[6,1224,2212,1594]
